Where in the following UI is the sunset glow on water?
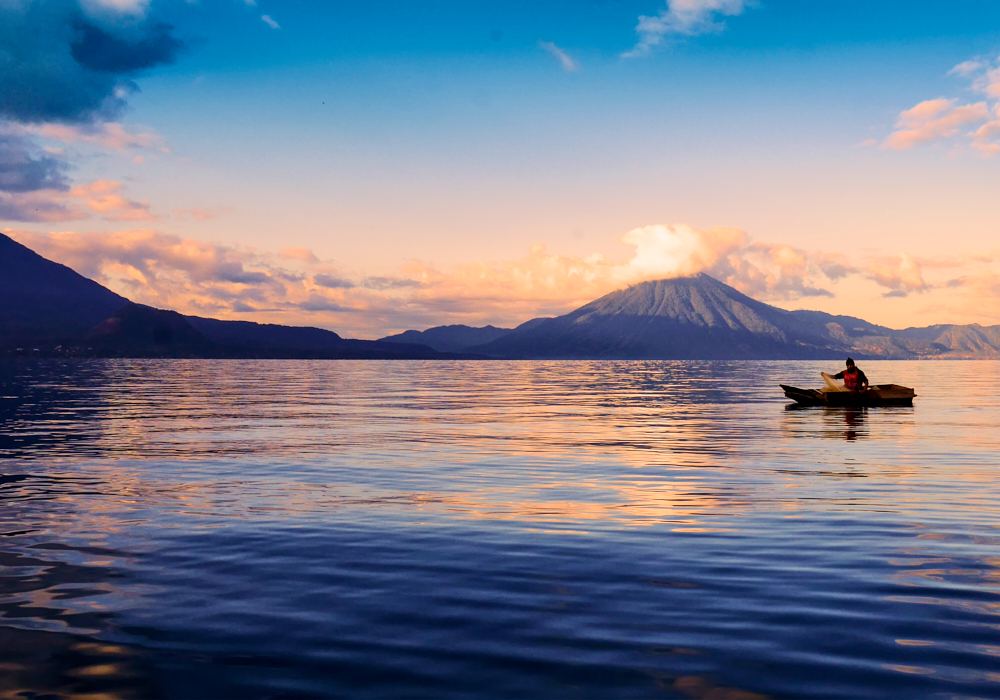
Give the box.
[1,359,998,698]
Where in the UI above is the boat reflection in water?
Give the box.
[784,403,871,441]
[839,406,865,441]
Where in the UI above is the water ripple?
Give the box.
[1,359,999,698]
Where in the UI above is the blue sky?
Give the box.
[4,0,1000,335]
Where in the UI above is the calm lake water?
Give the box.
[1,359,999,699]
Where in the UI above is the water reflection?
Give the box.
[840,406,865,441]
[1,360,999,698]
[784,404,870,441]
[0,476,157,698]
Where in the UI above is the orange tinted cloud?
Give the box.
[71,181,155,221]
[0,180,154,223]
[866,254,929,298]
[883,99,989,151]
[19,121,164,152]
[883,56,1000,154]
[6,226,1000,337]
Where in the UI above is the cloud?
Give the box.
[8,226,1000,338]
[313,273,354,289]
[70,20,181,74]
[974,63,1000,99]
[71,180,155,220]
[0,193,87,222]
[21,121,163,151]
[5,229,285,313]
[949,60,984,77]
[0,178,153,223]
[618,224,745,278]
[361,276,422,290]
[0,2,179,229]
[884,55,1000,154]
[0,131,70,193]
[261,14,279,29]
[624,0,750,57]
[298,296,354,313]
[0,0,183,124]
[865,253,928,297]
[971,105,1000,154]
[882,98,990,150]
[81,0,152,19]
[538,41,578,72]
[279,247,318,263]
[3,224,832,332]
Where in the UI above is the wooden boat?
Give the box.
[780,382,915,407]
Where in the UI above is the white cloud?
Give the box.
[617,224,745,279]
[261,14,280,29]
[975,63,1000,99]
[624,0,750,57]
[80,0,151,18]
[538,41,578,72]
[948,60,984,77]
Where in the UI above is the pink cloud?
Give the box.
[949,60,985,77]
[71,180,156,221]
[884,55,1000,154]
[280,247,320,263]
[0,178,157,224]
[22,122,164,152]
[970,105,1000,154]
[866,254,928,297]
[7,227,1000,337]
[882,99,990,151]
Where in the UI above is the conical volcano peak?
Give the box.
[568,274,781,334]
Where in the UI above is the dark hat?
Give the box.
[846,357,855,366]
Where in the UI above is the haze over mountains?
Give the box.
[3,232,1000,359]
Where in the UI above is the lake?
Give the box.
[1,359,998,699]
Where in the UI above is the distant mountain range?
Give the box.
[3,232,999,359]
[381,274,1000,359]
[380,324,514,353]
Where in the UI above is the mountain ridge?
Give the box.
[386,275,1000,360]
[4,232,999,359]
[380,324,512,353]
[0,234,129,349]
[0,233,462,359]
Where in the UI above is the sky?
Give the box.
[2,0,1000,338]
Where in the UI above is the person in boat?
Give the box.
[834,357,868,392]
